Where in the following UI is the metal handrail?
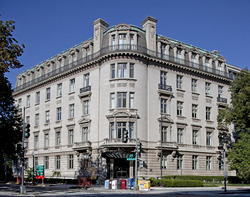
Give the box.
[14,44,232,92]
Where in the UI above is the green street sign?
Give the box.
[126,153,135,161]
[36,165,44,179]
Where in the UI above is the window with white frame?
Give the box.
[218,85,223,98]
[55,155,60,169]
[192,130,198,145]
[57,107,62,121]
[191,54,196,67]
[35,113,39,126]
[162,155,167,169]
[205,82,211,96]
[129,122,134,139]
[205,58,210,71]
[82,100,89,115]
[68,129,74,145]
[44,156,49,169]
[110,64,115,79]
[161,98,168,114]
[130,34,134,48]
[44,133,49,147]
[177,155,183,169]
[129,92,134,108]
[119,34,126,49]
[177,128,184,143]
[112,35,116,50]
[46,88,50,100]
[110,93,115,109]
[161,44,167,58]
[176,49,182,63]
[55,131,61,146]
[160,71,167,86]
[206,107,211,120]
[69,78,75,93]
[45,110,50,123]
[57,83,62,97]
[68,154,74,169]
[82,127,88,142]
[192,155,198,170]
[177,101,183,116]
[83,73,89,87]
[26,95,30,107]
[206,156,212,170]
[69,104,75,118]
[34,135,39,149]
[129,63,134,78]
[117,63,127,78]
[110,123,115,139]
[192,104,198,119]
[162,126,168,142]
[176,75,183,89]
[206,131,212,146]
[36,91,40,104]
[191,79,197,92]
[117,122,126,139]
[117,92,126,108]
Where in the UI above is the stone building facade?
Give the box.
[13,17,240,180]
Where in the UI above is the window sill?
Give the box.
[192,92,200,95]
[176,88,185,92]
[56,96,62,99]
[45,99,50,103]
[206,95,213,98]
[68,92,75,95]
[109,78,137,82]
[35,103,40,106]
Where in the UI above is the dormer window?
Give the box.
[205,58,210,71]
[191,54,196,67]
[119,34,126,49]
[176,49,182,63]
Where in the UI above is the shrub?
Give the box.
[149,178,203,187]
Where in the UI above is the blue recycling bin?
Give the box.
[127,178,134,189]
[104,180,109,189]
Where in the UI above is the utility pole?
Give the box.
[20,107,26,194]
[160,113,163,179]
[223,143,227,192]
[134,110,138,190]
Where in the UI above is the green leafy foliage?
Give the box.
[149,177,203,187]
[227,132,250,183]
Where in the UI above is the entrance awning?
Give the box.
[102,151,135,159]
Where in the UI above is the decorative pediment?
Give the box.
[115,23,131,31]
[113,111,131,117]
[78,117,91,125]
[176,42,185,49]
[204,52,214,59]
[161,115,174,123]
[158,37,171,44]
[191,47,200,54]
[82,41,93,49]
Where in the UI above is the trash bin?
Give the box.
[117,179,121,189]
[104,180,109,189]
[121,179,126,189]
[144,181,151,191]
[112,179,117,189]
[109,179,112,189]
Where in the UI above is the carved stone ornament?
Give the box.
[115,23,131,31]
[176,42,185,49]
[191,47,200,54]
[160,115,174,123]
[82,41,91,49]
[46,60,52,67]
[204,52,214,58]
[69,48,75,55]
[78,117,91,125]
[26,70,31,76]
[17,74,22,80]
[57,54,62,61]
[112,111,131,117]
[35,65,40,71]
[216,56,226,62]
[158,37,171,44]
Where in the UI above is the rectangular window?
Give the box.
[82,100,89,115]
[161,98,167,114]
[55,131,61,146]
[68,129,74,145]
[68,154,74,169]
[57,107,62,121]
[44,156,49,170]
[191,54,196,67]
[192,155,198,170]
[26,95,30,107]
[162,126,168,142]
[191,79,197,92]
[84,73,90,87]
[206,107,211,120]
[177,101,183,116]
[57,83,62,97]
[119,34,126,49]
[56,155,60,169]
[177,155,183,169]
[130,34,134,48]
[160,71,167,86]
[205,82,211,96]
[110,123,115,139]
[117,63,127,78]
[69,78,75,93]
[46,88,50,100]
[206,131,212,146]
[34,135,39,149]
[205,59,210,71]
[162,155,167,169]
[206,156,212,170]
[36,91,40,104]
[129,63,134,78]
[129,92,134,108]
[34,157,38,167]
[192,104,198,119]
[45,110,50,123]
[176,50,182,63]
[192,130,198,145]
[112,35,116,50]
[26,116,30,124]
[18,98,22,109]
[117,92,126,108]
[44,133,49,147]
[218,86,223,98]
[82,127,88,142]
[35,113,39,126]
[111,64,115,79]
[69,104,75,118]
[110,93,115,109]
[117,122,126,139]
[129,122,134,139]
[177,128,183,143]
[176,75,183,89]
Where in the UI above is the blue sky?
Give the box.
[1,0,250,88]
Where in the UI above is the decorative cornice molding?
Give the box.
[115,23,131,31]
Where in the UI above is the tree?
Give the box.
[0,18,24,180]
[218,68,250,183]
[227,132,250,183]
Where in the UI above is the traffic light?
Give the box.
[24,123,30,138]
[122,130,128,143]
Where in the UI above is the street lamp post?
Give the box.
[20,107,26,194]
[32,152,35,185]
[134,110,138,190]
[160,113,163,179]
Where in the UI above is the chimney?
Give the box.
[93,18,109,53]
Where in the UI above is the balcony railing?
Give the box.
[80,86,91,94]
[158,84,172,92]
[15,44,233,92]
[217,97,227,103]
